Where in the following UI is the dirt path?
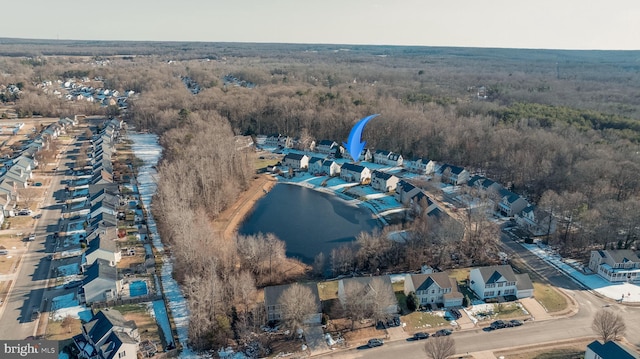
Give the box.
[213,174,278,240]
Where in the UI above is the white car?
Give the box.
[28,233,36,241]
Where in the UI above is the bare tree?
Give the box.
[592,309,626,342]
[424,336,456,359]
[342,277,397,328]
[278,284,319,333]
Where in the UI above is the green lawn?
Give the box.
[533,282,568,313]
[401,311,449,332]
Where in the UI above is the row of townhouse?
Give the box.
[78,121,128,306]
[275,135,549,231]
[0,118,79,222]
[58,119,142,359]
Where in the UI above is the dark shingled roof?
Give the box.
[476,265,518,283]
[84,258,117,283]
[587,340,639,359]
[410,272,454,292]
[341,163,367,173]
[372,170,395,181]
[264,283,321,311]
[283,153,306,161]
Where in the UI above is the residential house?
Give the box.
[13,156,36,176]
[316,140,338,154]
[0,179,18,202]
[264,283,322,324]
[90,200,118,221]
[439,164,469,185]
[90,213,118,230]
[410,191,442,218]
[73,308,139,359]
[82,259,123,304]
[90,188,119,208]
[3,170,29,188]
[337,276,398,316]
[469,265,534,300]
[321,160,341,177]
[370,170,399,192]
[308,157,325,175]
[585,340,639,359]
[340,163,371,184]
[497,188,529,217]
[85,235,121,267]
[395,180,421,206]
[516,205,557,236]
[265,134,282,148]
[91,170,114,186]
[373,150,403,166]
[359,148,373,162]
[282,153,309,170]
[588,250,640,283]
[405,158,436,175]
[404,272,464,308]
[467,175,502,193]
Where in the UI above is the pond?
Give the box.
[239,183,380,264]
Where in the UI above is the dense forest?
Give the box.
[2,41,640,351]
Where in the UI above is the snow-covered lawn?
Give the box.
[522,242,640,302]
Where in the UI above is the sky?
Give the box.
[4,0,639,50]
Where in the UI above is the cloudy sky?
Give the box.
[4,0,639,50]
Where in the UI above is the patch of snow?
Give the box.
[53,305,87,321]
[521,242,640,302]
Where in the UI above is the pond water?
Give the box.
[239,183,380,264]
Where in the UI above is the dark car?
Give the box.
[413,332,429,340]
[490,320,507,329]
[509,319,523,327]
[433,329,452,337]
[367,339,384,347]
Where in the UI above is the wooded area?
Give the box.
[2,41,640,350]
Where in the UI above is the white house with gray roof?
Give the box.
[85,236,121,267]
[321,160,341,176]
[469,265,533,300]
[370,170,399,192]
[588,250,640,283]
[404,272,463,308]
[405,158,436,175]
[73,308,139,359]
[282,153,309,170]
[82,259,123,304]
[373,150,403,166]
[340,163,371,183]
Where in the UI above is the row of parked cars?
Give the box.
[487,319,523,331]
[412,328,452,341]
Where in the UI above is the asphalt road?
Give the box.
[0,142,72,339]
[317,231,640,358]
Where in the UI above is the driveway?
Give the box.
[305,324,330,354]
[519,297,552,321]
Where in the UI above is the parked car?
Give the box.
[28,233,36,241]
[413,332,429,340]
[490,320,508,329]
[509,319,523,327]
[31,307,40,321]
[17,209,32,216]
[433,329,452,337]
[367,339,384,347]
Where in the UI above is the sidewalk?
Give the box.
[469,351,497,359]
